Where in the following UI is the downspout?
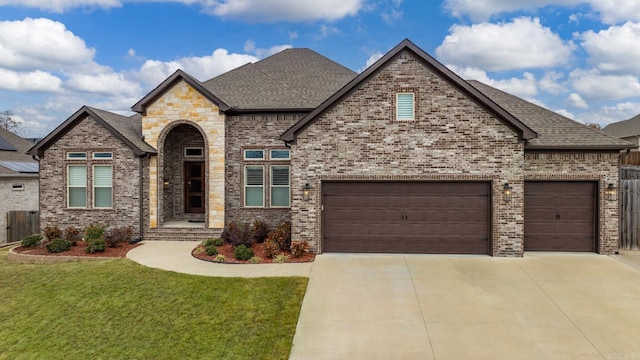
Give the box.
[139,154,149,241]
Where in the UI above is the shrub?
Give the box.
[46,238,72,253]
[204,245,218,256]
[221,221,253,247]
[104,226,132,248]
[249,256,261,264]
[291,240,310,258]
[267,221,291,251]
[214,254,226,263]
[264,238,280,258]
[233,245,254,261]
[251,219,270,243]
[85,238,106,254]
[63,226,82,246]
[273,254,289,264]
[202,237,223,247]
[193,246,205,255]
[84,224,105,241]
[44,226,62,241]
[21,234,43,248]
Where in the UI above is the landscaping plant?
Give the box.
[21,234,43,248]
[290,240,310,258]
[46,238,72,253]
[251,219,270,243]
[233,245,254,261]
[44,225,62,241]
[222,221,253,247]
[63,226,82,246]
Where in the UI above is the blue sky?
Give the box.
[1,0,640,137]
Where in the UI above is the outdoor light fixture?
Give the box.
[302,183,312,202]
[503,182,513,202]
[606,183,617,202]
[163,180,170,187]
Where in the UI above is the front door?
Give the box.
[185,162,205,213]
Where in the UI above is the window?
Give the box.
[93,165,113,208]
[270,149,290,160]
[68,165,87,208]
[92,152,113,159]
[244,149,265,160]
[396,93,415,120]
[67,152,87,159]
[12,184,24,191]
[270,166,290,207]
[184,147,203,157]
[245,166,264,207]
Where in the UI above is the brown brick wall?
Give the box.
[524,151,620,254]
[39,116,144,237]
[290,50,526,256]
[225,113,304,227]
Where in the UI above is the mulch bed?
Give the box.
[192,242,315,264]
[12,241,142,258]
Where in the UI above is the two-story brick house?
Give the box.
[29,39,632,256]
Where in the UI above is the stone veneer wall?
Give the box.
[38,116,143,236]
[142,80,225,229]
[225,113,305,227]
[290,50,526,256]
[524,151,620,254]
[0,176,38,243]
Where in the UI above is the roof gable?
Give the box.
[469,80,633,150]
[602,113,640,139]
[281,39,537,142]
[0,127,38,170]
[28,106,157,158]
[132,69,230,114]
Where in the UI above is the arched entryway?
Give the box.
[160,123,207,225]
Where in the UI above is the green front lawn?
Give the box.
[0,249,307,360]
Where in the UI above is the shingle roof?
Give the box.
[601,113,640,139]
[468,80,633,150]
[29,106,156,158]
[204,48,356,111]
[0,127,38,174]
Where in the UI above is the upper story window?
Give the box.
[396,93,415,120]
[184,147,203,157]
[67,152,87,160]
[92,152,113,159]
[244,149,265,160]
[270,149,290,160]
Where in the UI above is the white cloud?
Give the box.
[318,25,341,39]
[570,68,640,101]
[0,69,62,92]
[568,92,589,109]
[0,18,95,71]
[580,22,640,75]
[539,71,566,95]
[442,0,582,22]
[0,0,122,13]
[206,0,364,22]
[450,65,539,99]
[436,17,574,72]
[590,0,640,24]
[577,101,640,126]
[65,72,142,97]
[555,109,575,119]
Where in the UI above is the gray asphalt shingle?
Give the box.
[601,113,640,138]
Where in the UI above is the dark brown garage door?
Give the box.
[524,181,596,252]
[322,182,490,254]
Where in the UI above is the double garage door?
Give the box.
[322,181,596,254]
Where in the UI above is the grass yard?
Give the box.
[0,248,308,360]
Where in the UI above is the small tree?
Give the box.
[0,110,20,134]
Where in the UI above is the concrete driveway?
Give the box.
[289,252,640,360]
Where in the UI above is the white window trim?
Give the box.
[184,147,204,158]
[396,92,415,121]
[92,152,113,159]
[67,152,87,160]
[270,165,290,208]
[12,184,24,191]
[93,165,113,208]
[67,165,87,208]
[244,149,265,160]
[244,165,264,207]
[270,149,290,160]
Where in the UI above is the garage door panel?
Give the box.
[323,182,490,254]
[524,181,596,252]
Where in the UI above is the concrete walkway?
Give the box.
[127,242,640,360]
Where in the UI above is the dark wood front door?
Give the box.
[524,181,596,252]
[322,182,490,254]
[185,162,205,213]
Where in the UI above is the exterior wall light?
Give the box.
[163,180,170,187]
[302,183,312,202]
[606,183,617,202]
[503,182,513,202]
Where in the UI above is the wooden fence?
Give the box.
[621,166,640,250]
[6,211,39,244]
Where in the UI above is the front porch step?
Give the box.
[144,228,223,242]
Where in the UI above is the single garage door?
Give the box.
[524,181,596,252]
[322,182,490,254]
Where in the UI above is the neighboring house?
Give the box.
[29,39,632,256]
[602,114,640,148]
[0,128,39,244]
